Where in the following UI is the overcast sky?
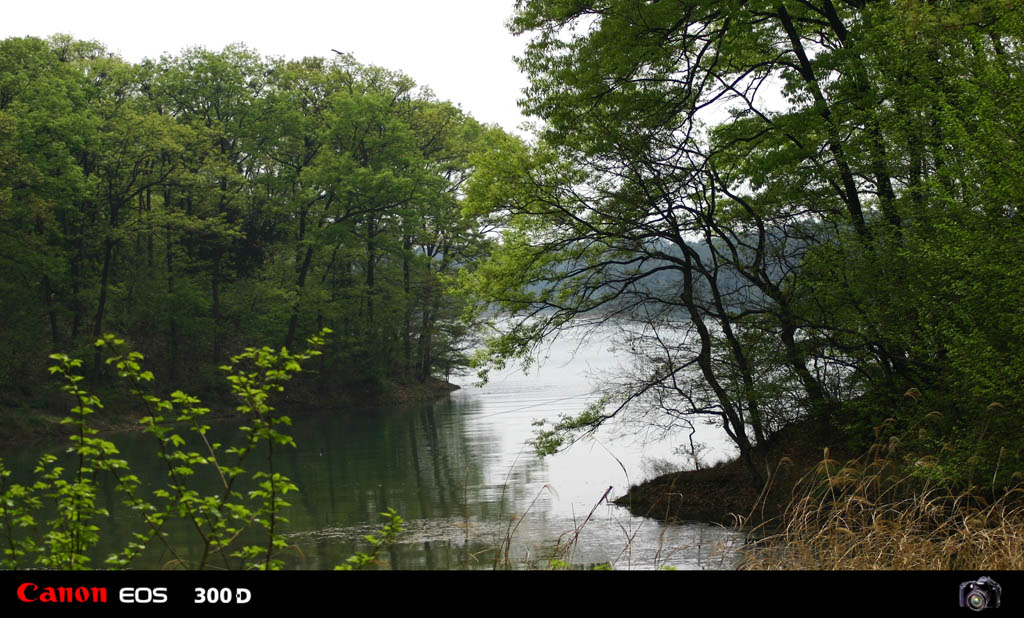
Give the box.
[1,1,531,134]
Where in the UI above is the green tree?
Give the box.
[0,36,97,391]
[147,45,269,370]
[0,34,499,422]
[467,0,1024,487]
[266,55,493,387]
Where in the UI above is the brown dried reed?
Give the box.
[738,425,1024,570]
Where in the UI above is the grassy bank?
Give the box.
[616,417,1024,570]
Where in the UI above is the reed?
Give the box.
[739,415,1024,570]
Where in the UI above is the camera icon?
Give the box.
[960,576,1001,611]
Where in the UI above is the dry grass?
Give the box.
[739,434,1024,570]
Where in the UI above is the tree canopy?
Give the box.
[466,0,1024,486]
[0,35,499,405]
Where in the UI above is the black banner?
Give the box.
[0,570,1018,613]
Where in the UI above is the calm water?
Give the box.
[6,329,744,570]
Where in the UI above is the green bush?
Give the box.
[0,328,400,570]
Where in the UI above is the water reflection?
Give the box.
[5,329,745,569]
[272,327,745,570]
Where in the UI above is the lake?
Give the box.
[5,327,745,570]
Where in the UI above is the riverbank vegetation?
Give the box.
[615,407,1024,570]
[1,333,314,569]
[0,36,495,440]
[467,0,1024,504]
[458,0,1024,568]
[738,424,1024,570]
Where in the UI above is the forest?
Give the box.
[0,35,499,416]
[1,0,1024,572]
[463,0,1024,491]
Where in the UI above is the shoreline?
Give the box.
[0,377,460,448]
[613,420,847,527]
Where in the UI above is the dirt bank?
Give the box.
[614,420,850,526]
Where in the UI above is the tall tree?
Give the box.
[467,0,1024,484]
[149,45,268,366]
[0,35,502,412]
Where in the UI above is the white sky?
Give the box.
[1,0,531,134]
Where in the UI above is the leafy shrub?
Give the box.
[0,328,401,570]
